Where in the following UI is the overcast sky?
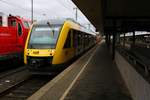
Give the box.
[0,0,95,31]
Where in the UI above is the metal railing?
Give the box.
[117,47,149,76]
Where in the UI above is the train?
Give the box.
[24,19,96,74]
[120,32,150,49]
[0,14,31,61]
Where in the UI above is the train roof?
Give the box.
[35,19,96,35]
[36,19,66,26]
[35,18,80,25]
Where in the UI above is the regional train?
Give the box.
[0,14,31,61]
[24,19,96,74]
[120,32,150,49]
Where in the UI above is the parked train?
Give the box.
[120,32,150,49]
[0,14,31,60]
[24,19,96,74]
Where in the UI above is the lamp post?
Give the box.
[31,0,34,23]
[88,23,90,30]
[73,7,78,21]
[43,13,46,19]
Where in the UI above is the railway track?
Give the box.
[0,65,57,100]
[0,67,27,79]
[0,47,90,100]
[0,66,30,96]
[0,75,52,100]
[0,58,24,72]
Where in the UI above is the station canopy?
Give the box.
[72,0,150,34]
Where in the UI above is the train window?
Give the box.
[8,19,16,26]
[78,33,81,46]
[28,25,61,49]
[0,17,2,26]
[73,30,77,48]
[0,20,2,26]
[18,23,22,36]
[64,30,71,48]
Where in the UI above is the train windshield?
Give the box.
[23,21,31,28]
[28,24,61,49]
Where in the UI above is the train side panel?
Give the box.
[52,22,76,64]
[0,27,17,55]
[0,16,30,60]
[24,25,33,64]
[24,19,96,74]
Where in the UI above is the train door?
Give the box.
[63,29,74,61]
[78,33,82,54]
[7,17,17,54]
[17,22,23,52]
[73,30,78,56]
[84,34,87,50]
[81,33,85,53]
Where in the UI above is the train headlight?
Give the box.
[50,50,55,56]
[51,50,55,54]
[27,49,30,55]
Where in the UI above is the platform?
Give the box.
[64,42,131,100]
[28,41,132,100]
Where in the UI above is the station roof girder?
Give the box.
[72,0,150,34]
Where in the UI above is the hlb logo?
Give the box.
[33,51,39,54]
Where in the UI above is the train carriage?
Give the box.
[0,14,31,61]
[24,19,96,74]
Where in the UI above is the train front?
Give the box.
[24,21,61,73]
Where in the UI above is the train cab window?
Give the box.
[28,25,61,49]
[18,23,22,36]
[64,30,71,48]
[23,21,30,28]
[8,19,16,26]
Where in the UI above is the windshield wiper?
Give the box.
[29,44,35,49]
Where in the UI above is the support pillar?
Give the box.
[123,33,126,48]
[106,33,111,47]
[112,32,116,60]
[105,33,108,45]
[116,33,120,44]
[108,34,111,47]
[132,31,135,47]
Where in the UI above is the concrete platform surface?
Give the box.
[64,42,132,100]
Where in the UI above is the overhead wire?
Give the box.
[55,0,83,21]
[0,0,45,16]
[0,0,95,30]
[0,0,31,12]
[56,0,95,30]
[0,0,62,19]
[0,0,81,21]
[61,0,91,21]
